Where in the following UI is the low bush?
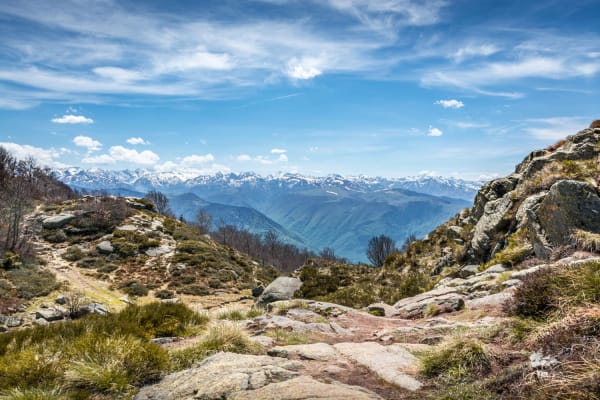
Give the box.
[178,283,209,296]
[118,279,149,297]
[42,229,67,243]
[154,289,175,299]
[62,246,85,262]
[571,229,600,253]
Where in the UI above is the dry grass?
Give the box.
[571,229,600,253]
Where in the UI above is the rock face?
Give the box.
[135,352,382,400]
[96,240,114,254]
[537,180,600,245]
[257,277,302,306]
[41,214,75,229]
[470,195,513,257]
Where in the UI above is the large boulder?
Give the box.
[393,286,465,318]
[42,214,75,229]
[257,277,302,306]
[470,194,513,257]
[536,180,600,246]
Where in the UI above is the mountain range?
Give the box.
[54,168,480,262]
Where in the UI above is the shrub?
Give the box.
[62,246,85,262]
[0,388,69,400]
[481,231,532,271]
[420,338,491,381]
[154,289,175,299]
[216,308,246,321]
[6,266,59,299]
[504,267,565,319]
[117,280,149,297]
[75,256,105,269]
[178,283,209,296]
[42,229,67,243]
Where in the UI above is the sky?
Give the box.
[0,0,599,180]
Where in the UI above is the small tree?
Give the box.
[366,234,397,267]
[145,190,172,216]
[319,247,337,261]
[195,209,213,234]
[400,234,417,252]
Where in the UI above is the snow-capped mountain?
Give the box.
[54,168,482,201]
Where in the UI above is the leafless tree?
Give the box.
[145,190,173,216]
[366,234,397,267]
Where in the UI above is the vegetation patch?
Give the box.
[420,337,491,381]
[571,229,600,253]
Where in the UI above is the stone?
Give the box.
[250,335,275,347]
[151,337,178,345]
[55,294,67,305]
[268,343,338,361]
[116,224,138,231]
[96,240,114,254]
[393,286,465,318]
[466,291,513,309]
[230,375,384,400]
[35,308,64,321]
[249,315,335,334]
[145,245,172,257]
[333,342,423,391]
[161,298,181,304]
[530,351,559,370]
[134,352,303,400]
[456,264,479,278]
[42,214,75,229]
[120,296,132,304]
[257,277,302,306]
[84,303,108,315]
[485,264,510,273]
[516,192,548,229]
[537,180,600,246]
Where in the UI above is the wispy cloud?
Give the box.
[523,116,588,141]
[270,148,287,154]
[52,114,94,124]
[236,152,288,164]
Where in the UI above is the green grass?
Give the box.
[265,328,310,345]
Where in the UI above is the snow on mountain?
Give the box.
[54,168,483,201]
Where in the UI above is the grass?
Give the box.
[271,299,310,315]
[169,322,262,371]
[420,337,491,382]
[5,265,59,300]
[480,230,532,271]
[571,229,600,253]
[0,302,209,398]
[265,328,310,345]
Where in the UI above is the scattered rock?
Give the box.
[471,194,513,257]
[257,277,302,306]
[367,302,396,317]
[96,240,114,254]
[83,303,108,315]
[456,264,479,278]
[161,298,181,304]
[151,337,179,345]
[252,286,265,297]
[35,308,64,322]
[120,296,132,304]
[485,264,510,273]
[333,342,423,391]
[42,213,76,229]
[530,351,559,370]
[116,224,138,231]
[55,294,67,305]
[250,335,275,347]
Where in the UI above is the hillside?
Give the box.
[2,124,600,400]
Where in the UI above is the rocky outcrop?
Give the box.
[537,180,600,245]
[470,194,513,257]
[257,277,302,306]
[135,352,382,400]
[41,213,75,229]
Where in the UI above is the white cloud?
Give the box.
[428,127,443,137]
[73,135,102,152]
[156,50,233,72]
[286,58,322,80]
[449,121,490,129]
[84,146,160,165]
[126,137,150,145]
[52,114,94,124]
[93,66,144,82]
[108,146,160,165]
[277,154,288,162]
[523,117,588,140]
[0,142,67,167]
[181,153,215,165]
[434,99,464,109]
[270,148,287,154]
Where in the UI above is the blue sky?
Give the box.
[0,0,599,180]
